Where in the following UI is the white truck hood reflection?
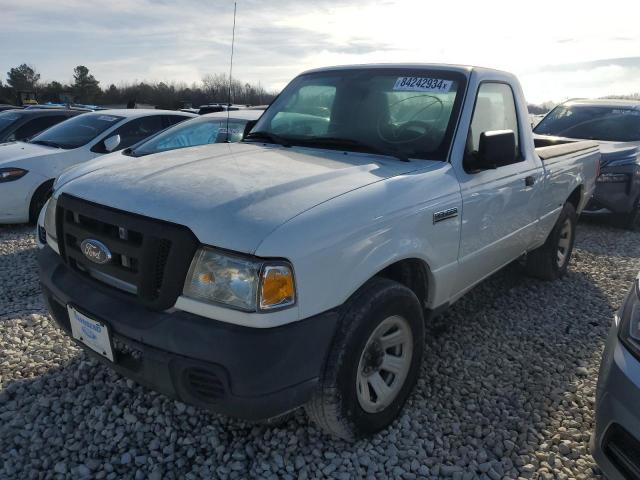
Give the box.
[61,142,425,253]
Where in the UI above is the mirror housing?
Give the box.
[103,134,121,153]
[243,120,257,140]
[476,130,516,169]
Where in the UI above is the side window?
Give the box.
[110,116,165,149]
[14,116,68,140]
[465,82,521,168]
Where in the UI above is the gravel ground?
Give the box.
[0,219,638,480]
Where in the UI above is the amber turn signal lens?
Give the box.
[260,265,295,309]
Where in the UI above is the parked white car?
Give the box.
[39,64,600,439]
[0,109,195,224]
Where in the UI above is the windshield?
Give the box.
[30,113,123,149]
[131,116,248,156]
[535,105,640,142]
[249,69,467,160]
[0,111,23,133]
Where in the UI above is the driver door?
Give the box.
[453,82,542,295]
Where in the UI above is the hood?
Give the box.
[597,141,640,167]
[0,141,64,166]
[60,142,425,253]
[55,149,128,188]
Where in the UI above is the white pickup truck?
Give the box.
[38,64,599,440]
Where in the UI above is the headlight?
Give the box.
[597,173,628,183]
[182,247,296,312]
[619,276,640,360]
[44,195,58,241]
[0,167,28,183]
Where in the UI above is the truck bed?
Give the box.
[534,136,599,161]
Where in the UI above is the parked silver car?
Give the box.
[591,273,640,479]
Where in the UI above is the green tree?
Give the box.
[73,65,101,103]
[6,64,40,91]
[39,81,68,103]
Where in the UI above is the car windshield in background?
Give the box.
[535,105,640,142]
[0,111,23,133]
[29,113,123,149]
[248,69,466,160]
[131,117,248,156]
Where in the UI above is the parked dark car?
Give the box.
[534,99,640,228]
[591,272,640,479]
[0,108,85,144]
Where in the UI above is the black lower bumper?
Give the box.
[585,165,640,214]
[38,246,339,420]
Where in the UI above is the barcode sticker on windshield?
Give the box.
[393,77,452,93]
[97,115,119,122]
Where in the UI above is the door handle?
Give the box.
[525,175,535,187]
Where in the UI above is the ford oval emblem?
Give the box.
[80,239,112,265]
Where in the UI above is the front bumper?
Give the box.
[585,165,640,215]
[38,246,339,420]
[590,318,640,480]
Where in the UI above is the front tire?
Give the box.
[525,202,577,280]
[28,180,53,225]
[616,199,640,231]
[305,277,424,440]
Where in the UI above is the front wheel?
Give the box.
[525,202,577,281]
[615,199,640,231]
[28,180,53,225]
[305,277,424,440]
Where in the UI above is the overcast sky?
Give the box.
[2,0,640,103]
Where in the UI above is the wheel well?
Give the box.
[567,186,582,211]
[375,258,429,307]
[29,179,54,222]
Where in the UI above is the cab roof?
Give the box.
[299,63,510,77]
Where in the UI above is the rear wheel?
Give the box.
[305,277,424,440]
[28,180,53,225]
[525,202,577,280]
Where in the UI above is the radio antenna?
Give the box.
[225,1,237,142]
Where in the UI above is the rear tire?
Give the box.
[305,277,424,440]
[525,202,577,281]
[28,180,53,225]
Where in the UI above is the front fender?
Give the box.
[256,164,462,319]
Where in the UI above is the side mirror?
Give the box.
[476,130,516,169]
[103,134,121,153]
[243,120,257,140]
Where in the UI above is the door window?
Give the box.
[110,115,165,149]
[465,82,521,170]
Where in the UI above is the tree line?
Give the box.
[0,64,278,109]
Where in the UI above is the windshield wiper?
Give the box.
[297,137,410,162]
[244,131,291,147]
[30,140,64,149]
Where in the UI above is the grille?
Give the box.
[603,423,640,480]
[184,367,225,401]
[55,194,199,310]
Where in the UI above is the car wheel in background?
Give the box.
[28,180,54,225]
[305,277,424,440]
[525,202,577,281]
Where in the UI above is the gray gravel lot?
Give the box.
[0,219,638,479]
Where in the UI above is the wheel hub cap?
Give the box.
[356,315,413,413]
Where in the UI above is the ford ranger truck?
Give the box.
[38,64,600,440]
